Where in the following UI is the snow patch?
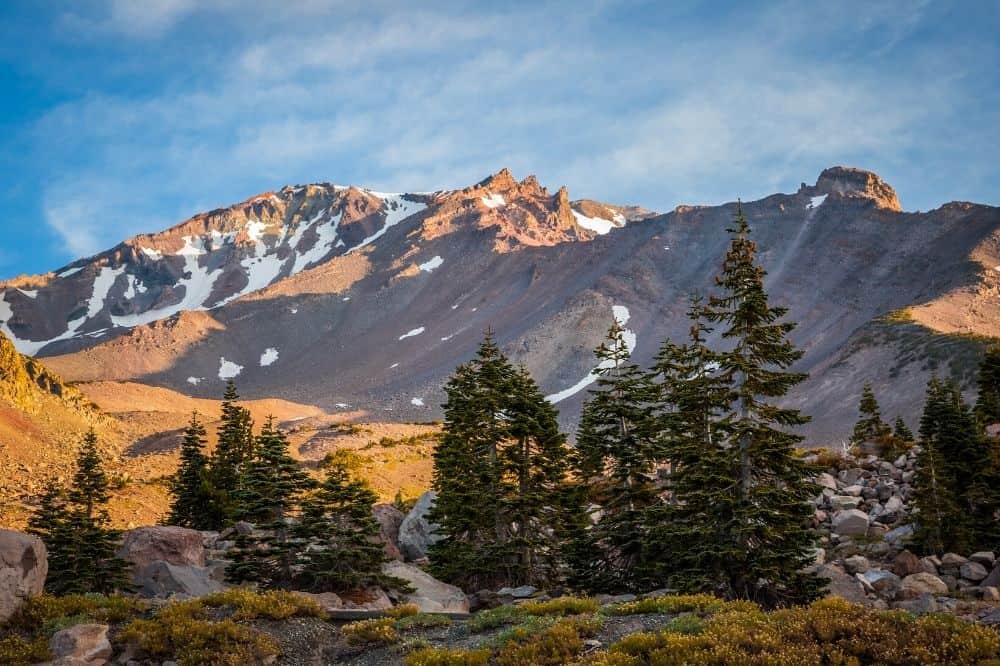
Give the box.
[390,362,400,369]
[260,347,279,366]
[335,402,349,408]
[17,289,37,299]
[410,397,425,407]
[57,266,85,278]
[546,304,637,404]
[398,327,425,340]
[186,377,202,385]
[571,208,622,235]
[218,357,243,380]
[809,194,828,209]
[141,247,163,260]
[348,194,427,253]
[481,193,505,209]
[418,255,444,272]
[342,296,350,301]
[88,266,125,318]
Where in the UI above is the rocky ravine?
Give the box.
[1,167,998,443]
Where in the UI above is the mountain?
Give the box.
[2,166,998,444]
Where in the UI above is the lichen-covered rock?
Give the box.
[0,528,47,623]
[47,623,112,665]
[383,561,469,613]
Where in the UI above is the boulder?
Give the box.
[372,504,405,561]
[817,472,837,490]
[817,563,869,605]
[341,586,393,611]
[843,555,870,575]
[398,491,441,561]
[0,529,47,623]
[859,569,900,596]
[960,561,988,582]
[291,591,343,612]
[969,551,996,568]
[890,550,923,577]
[982,586,1000,601]
[884,523,915,545]
[830,495,862,511]
[981,563,1000,588]
[498,585,538,599]
[48,623,112,665]
[940,552,968,567]
[117,526,205,569]
[919,556,939,575]
[883,495,904,514]
[832,509,869,536]
[898,572,949,599]
[132,561,224,599]
[383,561,469,613]
[892,593,938,615]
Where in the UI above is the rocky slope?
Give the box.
[2,167,998,444]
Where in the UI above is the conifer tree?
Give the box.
[893,416,914,442]
[166,412,213,529]
[29,431,130,594]
[851,382,891,444]
[569,319,661,592]
[226,418,314,589]
[975,344,1000,426]
[295,461,407,593]
[428,331,572,590]
[206,381,255,527]
[696,203,822,605]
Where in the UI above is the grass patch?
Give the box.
[466,605,525,633]
[200,588,326,621]
[405,646,491,665]
[519,596,601,616]
[342,617,400,645]
[604,593,756,617]
[395,613,453,630]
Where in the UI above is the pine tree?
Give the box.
[851,382,891,444]
[166,412,214,529]
[295,461,407,593]
[206,381,255,527]
[695,203,822,605]
[226,417,314,589]
[28,431,130,594]
[569,319,661,592]
[428,331,572,590]
[893,416,914,442]
[644,303,737,595]
[975,344,1000,426]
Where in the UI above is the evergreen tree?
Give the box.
[206,381,255,527]
[644,303,737,595]
[428,331,572,590]
[28,431,130,594]
[851,382,891,444]
[166,412,213,529]
[295,461,407,593]
[226,418,314,589]
[569,319,661,592]
[893,416,914,442]
[975,344,1000,426]
[694,203,822,605]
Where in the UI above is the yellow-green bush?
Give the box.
[467,605,525,632]
[342,617,400,645]
[0,634,50,666]
[4,593,144,633]
[200,588,325,621]
[584,597,1000,666]
[386,603,422,619]
[494,619,588,665]
[520,596,601,617]
[605,593,757,617]
[405,646,491,666]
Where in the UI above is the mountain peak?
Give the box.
[474,168,519,192]
[814,166,901,212]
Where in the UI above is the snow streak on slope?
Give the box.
[349,194,427,253]
[545,304,636,404]
[571,208,625,235]
[418,256,443,272]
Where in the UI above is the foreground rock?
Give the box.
[117,526,205,568]
[131,560,224,599]
[398,491,441,561]
[0,528,47,623]
[383,561,469,613]
[46,623,112,665]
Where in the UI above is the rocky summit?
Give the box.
[0,167,997,446]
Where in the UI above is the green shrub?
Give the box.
[341,617,400,645]
[386,603,422,619]
[405,646,491,666]
[0,635,50,666]
[201,588,325,620]
[604,593,752,617]
[494,620,587,665]
[5,593,144,633]
[467,605,525,632]
[520,596,601,616]
[396,613,453,630]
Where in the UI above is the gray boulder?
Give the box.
[898,572,949,599]
[398,491,441,561]
[859,569,900,596]
[0,529,47,623]
[132,560,224,599]
[832,509,869,536]
[817,563,869,605]
[47,623,112,665]
[960,561,988,582]
[383,561,469,613]
[117,526,205,569]
[969,551,996,568]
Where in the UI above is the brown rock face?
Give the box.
[117,525,206,569]
[0,529,47,623]
[815,166,902,211]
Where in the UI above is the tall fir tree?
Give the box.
[851,382,892,444]
[568,318,661,592]
[206,380,255,528]
[28,430,130,594]
[294,460,407,593]
[226,417,314,589]
[975,344,1000,426]
[166,412,213,529]
[695,203,822,605]
[644,303,737,595]
[893,416,914,442]
[428,331,572,590]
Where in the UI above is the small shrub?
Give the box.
[322,448,369,471]
[386,603,421,619]
[5,593,144,633]
[0,635,50,666]
[341,617,400,645]
[520,596,600,616]
[396,613,453,630]
[494,620,586,666]
[605,593,754,617]
[405,646,491,666]
[201,588,325,620]
[467,605,525,632]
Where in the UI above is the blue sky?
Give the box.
[1,0,997,277]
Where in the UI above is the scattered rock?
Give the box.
[371,504,405,561]
[291,591,343,612]
[48,623,112,665]
[843,555,870,575]
[383,561,469,613]
[832,509,869,536]
[341,586,393,611]
[117,526,206,569]
[959,561,988,582]
[0,528,47,623]
[859,569,899,596]
[132,561,224,599]
[398,491,441,561]
[498,585,538,599]
[890,550,922,577]
[898,572,949,599]
[969,551,996,568]
[818,564,869,605]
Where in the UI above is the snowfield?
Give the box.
[260,348,279,367]
[218,357,243,380]
[545,304,636,404]
[399,327,425,340]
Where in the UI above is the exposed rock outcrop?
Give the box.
[0,528,47,623]
[398,491,441,561]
